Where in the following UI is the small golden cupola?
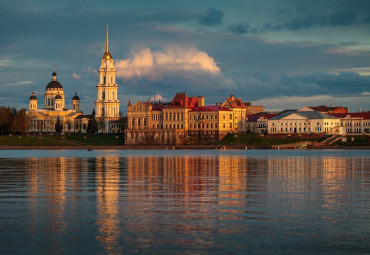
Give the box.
[72,92,80,111]
[29,91,38,110]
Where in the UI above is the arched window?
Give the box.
[103,76,106,84]
[102,91,105,100]
[132,118,135,127]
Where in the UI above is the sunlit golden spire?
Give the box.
[106,23,109,53]
[102,23,112,60]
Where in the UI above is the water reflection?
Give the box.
[0,152,368,254]
[95,157,121,254]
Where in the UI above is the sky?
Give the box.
[1,0,370,113]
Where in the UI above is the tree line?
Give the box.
[0,106,28,135]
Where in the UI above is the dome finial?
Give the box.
[52,65,57,80]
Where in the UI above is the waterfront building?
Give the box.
[27,70,87,133]
[245,113,278,134]
[221,95,264,133]
[125,92,234,145]
[268,111,341,134]
[329,112,370,134]
[94,24,120,133]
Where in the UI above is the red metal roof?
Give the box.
[329,112,370,119]
[189,105,231,112]
[246,113,278,122]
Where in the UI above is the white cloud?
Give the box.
[332,67,370,76]
[150,94,167,102]
[0,58,12,67]
[2,80,33,87]
[115,47,221,81]
[72,73,81,79]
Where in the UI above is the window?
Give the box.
[223,115,226,120]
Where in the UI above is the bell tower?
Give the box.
[94,24,120,124]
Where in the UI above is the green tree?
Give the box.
[55,117,63,134]
[87,110,98,133]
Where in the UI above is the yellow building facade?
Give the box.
[125,92,238,145]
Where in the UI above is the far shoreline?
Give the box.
[1,145,370,150]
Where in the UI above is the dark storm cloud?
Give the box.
[261,4,370,32]
[280,72,370,96]
[199,8,224,26]
[227,24,249,35]
[329,9,356,26]
[240,71,370,101]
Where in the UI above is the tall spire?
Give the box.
[102,23,112,60]
[106,23,109,53]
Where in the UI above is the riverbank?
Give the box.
[1,144,370,150]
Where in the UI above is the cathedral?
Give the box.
[27,68,88,133]
[27,24,120,134]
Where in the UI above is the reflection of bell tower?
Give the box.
[94,24,120,125]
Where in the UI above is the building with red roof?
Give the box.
[245,113,278,134]
[125,92,241,145]
[221,95,264,133]
[329,112,370,134]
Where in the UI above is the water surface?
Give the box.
[0,150,369,254]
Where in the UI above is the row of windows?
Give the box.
[345,128,362,133]
[131,121,232,130]
[165,114,184,121]
[324,122,339,125]
[189,123,218,129]
[189,114,219,120]
[271,127,313,132]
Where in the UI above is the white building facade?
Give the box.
[268,111,341,135]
